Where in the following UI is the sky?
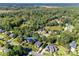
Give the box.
[0,0,79,3]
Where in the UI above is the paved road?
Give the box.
[32,51,43,56]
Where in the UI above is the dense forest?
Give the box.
[0,6,79,56]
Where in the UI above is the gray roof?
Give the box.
[26,37,37,43]
[26,37,34,43]
[4,31,10,36]
[6,40,12,44]
[70,41,77,48]
[35,41,42,47]
[0,29,4,33]
[45,44,58,52]
[9,33,16,38]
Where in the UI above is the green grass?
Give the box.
[45,26,64,31]
[0,33,11,40]
[57,46,69,56]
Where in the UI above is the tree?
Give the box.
[13,37,23,45]
[7,45,31,56]
[58,32,75,47]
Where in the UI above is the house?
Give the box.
[69,41,77,53]
[6,40,12,44]
[26,37,34,43]
[9,33,16,38]
[4,31,10,36]
[0,29,4,33]
[37,29,52,37]
[64,24,74,32]
[26,37,37,43]
[35,41,42,48]
[45,44,58,53]
[0,29,3,33]
[37,29,46,35]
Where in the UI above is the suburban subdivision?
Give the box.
[0,3,79,56]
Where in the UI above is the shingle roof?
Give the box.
[35,41,42,47]
[6,40,11,44]
[26,37,34,43]
[4,31,10,36]
[9,33,16,38]
[45,44,58,52]
[0,29,4,33]
[26,37,37,43]
[70,41,77,48]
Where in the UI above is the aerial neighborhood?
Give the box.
[0,3,79,56]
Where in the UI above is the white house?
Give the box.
[64,23,74,32]
[69,41,77,53]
